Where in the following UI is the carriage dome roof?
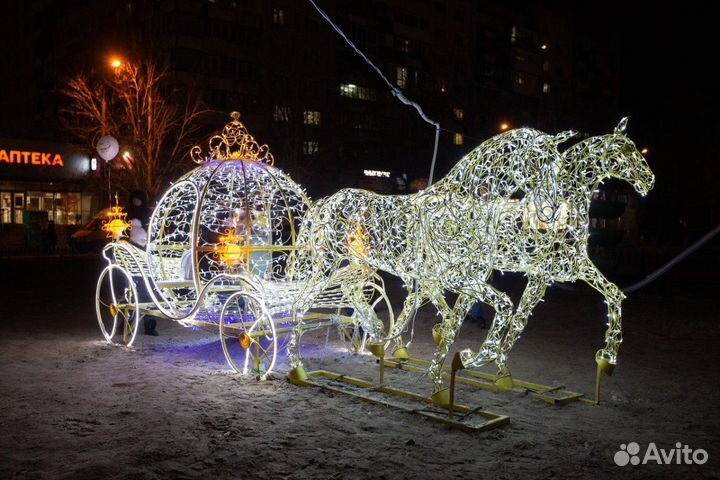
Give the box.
[148,112,311,286]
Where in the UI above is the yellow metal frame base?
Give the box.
[384,356,590,406]
[293,369,510,432]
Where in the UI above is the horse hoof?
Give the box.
[495,366,514,389]
[287,365,308,384]
[597,357,615,377]
[430,388,451,408]
[393,346,410,360]
[366,342,386,358]
[495,374,514,389]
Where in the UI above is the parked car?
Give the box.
[69,208,115,253]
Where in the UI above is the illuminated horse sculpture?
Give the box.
[446,118,654,385]
[286,128,575,378]
[289,119,653,399]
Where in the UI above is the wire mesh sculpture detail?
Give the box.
[96,112,395,379]
[294,118,654,393]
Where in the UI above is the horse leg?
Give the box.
[580,262,625,371]
[388,284,427,357]
[457,282,514,370]
[287,277,325,383]
[495,274,548,379]
[343,277,385,340]
[426,292,474,392]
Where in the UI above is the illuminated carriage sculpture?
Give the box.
[96,112,393,379]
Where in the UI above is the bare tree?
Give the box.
[59,57,209,197]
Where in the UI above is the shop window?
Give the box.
[453,133,464,145]
[63,193,82,225]
[26,191,43,211]
[13,193,24,223]
[1,192,11,224]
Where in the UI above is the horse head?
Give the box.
[604,118,655,196]
[563,118,655,197]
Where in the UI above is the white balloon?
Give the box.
[96,135,119,161]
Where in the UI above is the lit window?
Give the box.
[273,105,290,122]
[339,83,377,101]
[273,8,285,25]
[396,67,408,88]
[399,39,410,53]
[439,80,447,93]
[510,26,517,44]
[453,107,464,120]
[515,73,524,85]
[303,141,319,155]
[543,83,550,93]
[303,111,321,126]
[1,192,11,224]
[453,133,464,145]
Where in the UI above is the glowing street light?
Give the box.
[500,122,510,131]
[110,57,123,69]
[641,148,649,155]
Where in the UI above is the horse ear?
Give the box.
[615,117,629,134]
[554,130,578,144]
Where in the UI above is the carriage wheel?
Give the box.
[220,291,277,380]
[95,265,141,347]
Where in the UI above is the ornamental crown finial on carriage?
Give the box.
[190,111,275,165]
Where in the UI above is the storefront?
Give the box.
[0,138,102,250]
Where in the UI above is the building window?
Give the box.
[55,192,82,225]
[510,26,518,44]
[3,191,81,225]
[303,111,321,126]
[453,107,464,120]
[273,8,286,25]
[1,192,11,223]
[303,141,319,155]
[13,192,24,223]
[453,133,464,145]
[396,66,408,89]
[339,83,377,101]
[273,105,291,122]
[543,83,550,93]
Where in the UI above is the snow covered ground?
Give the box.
[0,255,717,479]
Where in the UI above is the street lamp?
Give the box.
[500,122,510,131]
[641,148,649,155]
[110,57,123,69]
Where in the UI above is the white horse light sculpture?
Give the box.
[291,119,654,400]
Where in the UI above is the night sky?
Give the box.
[614,6,718,213]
